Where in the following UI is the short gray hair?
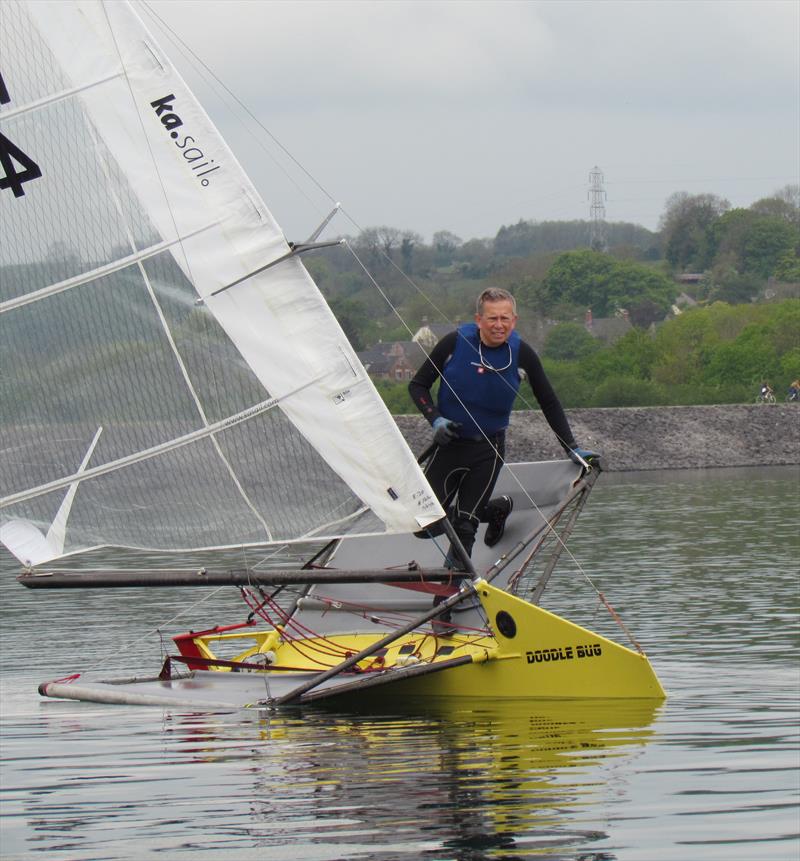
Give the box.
[476,287,516,315]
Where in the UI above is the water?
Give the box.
[1,466,798,860]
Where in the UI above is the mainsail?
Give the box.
[0,0,444,565]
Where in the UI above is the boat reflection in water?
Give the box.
[165,697,661,857]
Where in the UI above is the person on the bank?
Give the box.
[409,287,597,569]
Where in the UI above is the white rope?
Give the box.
[125,0,601,599]
[344,244,599,593]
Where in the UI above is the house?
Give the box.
[676,273,705,285]
[671,292,699,315]
[358,318,461,382]
[583,307,632,343]
[357,340,429,382]
[412,317,458,351]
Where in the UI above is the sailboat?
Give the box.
[0,0,664,708]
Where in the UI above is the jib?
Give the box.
[151,94,182,133]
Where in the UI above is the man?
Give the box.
[409,287,596,569]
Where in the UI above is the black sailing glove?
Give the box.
[569,446,600,465]
[432,417,461,446]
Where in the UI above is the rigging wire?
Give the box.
[345,244,603,594]
[137,0,337,220]
[136,0,616,607]
[73,543,297,678]
[89,582,227,677]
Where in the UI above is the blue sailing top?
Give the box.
[437,323,521,437]
[409,326,577,450]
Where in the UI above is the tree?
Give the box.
[712,208,755,261]
[352,226,406,268]
[538,250,676,319]
[774,250,800,282]
[706,257,761,304]
[455,238,494,278]
[492,219,657,259]
[328,296,371,351]
[494,220,541,257]
[600,328,660,379]
[539,250,616,314]
[740,217,798,278]
[607,259,677,318]
[432,230,462,266]
[542,322,599,361]
[651,308,719,386]
[713,209,798,278]
[400,231,423,274]
[705,325,782,388]
[659,192,730,271]
[774,183,800,209]
[768,300,800,354]
[750,184,799,228]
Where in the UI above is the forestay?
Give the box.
[0,0,443,566]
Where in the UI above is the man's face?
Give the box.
[476,299,517,347]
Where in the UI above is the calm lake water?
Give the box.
[1,466,798,861]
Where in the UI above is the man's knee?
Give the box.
[452,515,478,554]
[413,518,447,540]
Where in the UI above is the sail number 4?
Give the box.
[0,72,43,198]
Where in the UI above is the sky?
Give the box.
[143,0,799,244]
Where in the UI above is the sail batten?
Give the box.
[0,0,444,565]
[0,72,123,122]
[0,221,223,314]
[0,379,326,512]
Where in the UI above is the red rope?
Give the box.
[240,588,357,665]
[235,586,492,670]
[252,590,355,657]
[49,673,81,684]
[598,592,644,654]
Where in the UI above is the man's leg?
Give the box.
[446,438,505,567]
[413,445,468,539]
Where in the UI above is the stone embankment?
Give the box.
[394,403,800,472]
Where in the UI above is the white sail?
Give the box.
[0,0,443,565]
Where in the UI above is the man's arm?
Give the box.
[518,341,576,451]
[408,332,458,425]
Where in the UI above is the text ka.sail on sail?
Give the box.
[0,0,444,566]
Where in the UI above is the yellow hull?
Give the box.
[182,579,665,701]
[389,580,665,699]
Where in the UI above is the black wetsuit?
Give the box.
[409,328,576,555]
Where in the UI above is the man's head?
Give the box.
[475,288,518,347]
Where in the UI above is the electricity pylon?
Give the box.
[588,166,608,252]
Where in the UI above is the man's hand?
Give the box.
[569,447,600,466]
[432,417,461,446]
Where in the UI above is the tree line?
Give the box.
[308,184,798,355]
[4,184,795,415]
[374,299,799,414]
[309,182,798,411]
[541,299,799,408]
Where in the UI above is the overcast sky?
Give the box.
[143,0,799,244]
